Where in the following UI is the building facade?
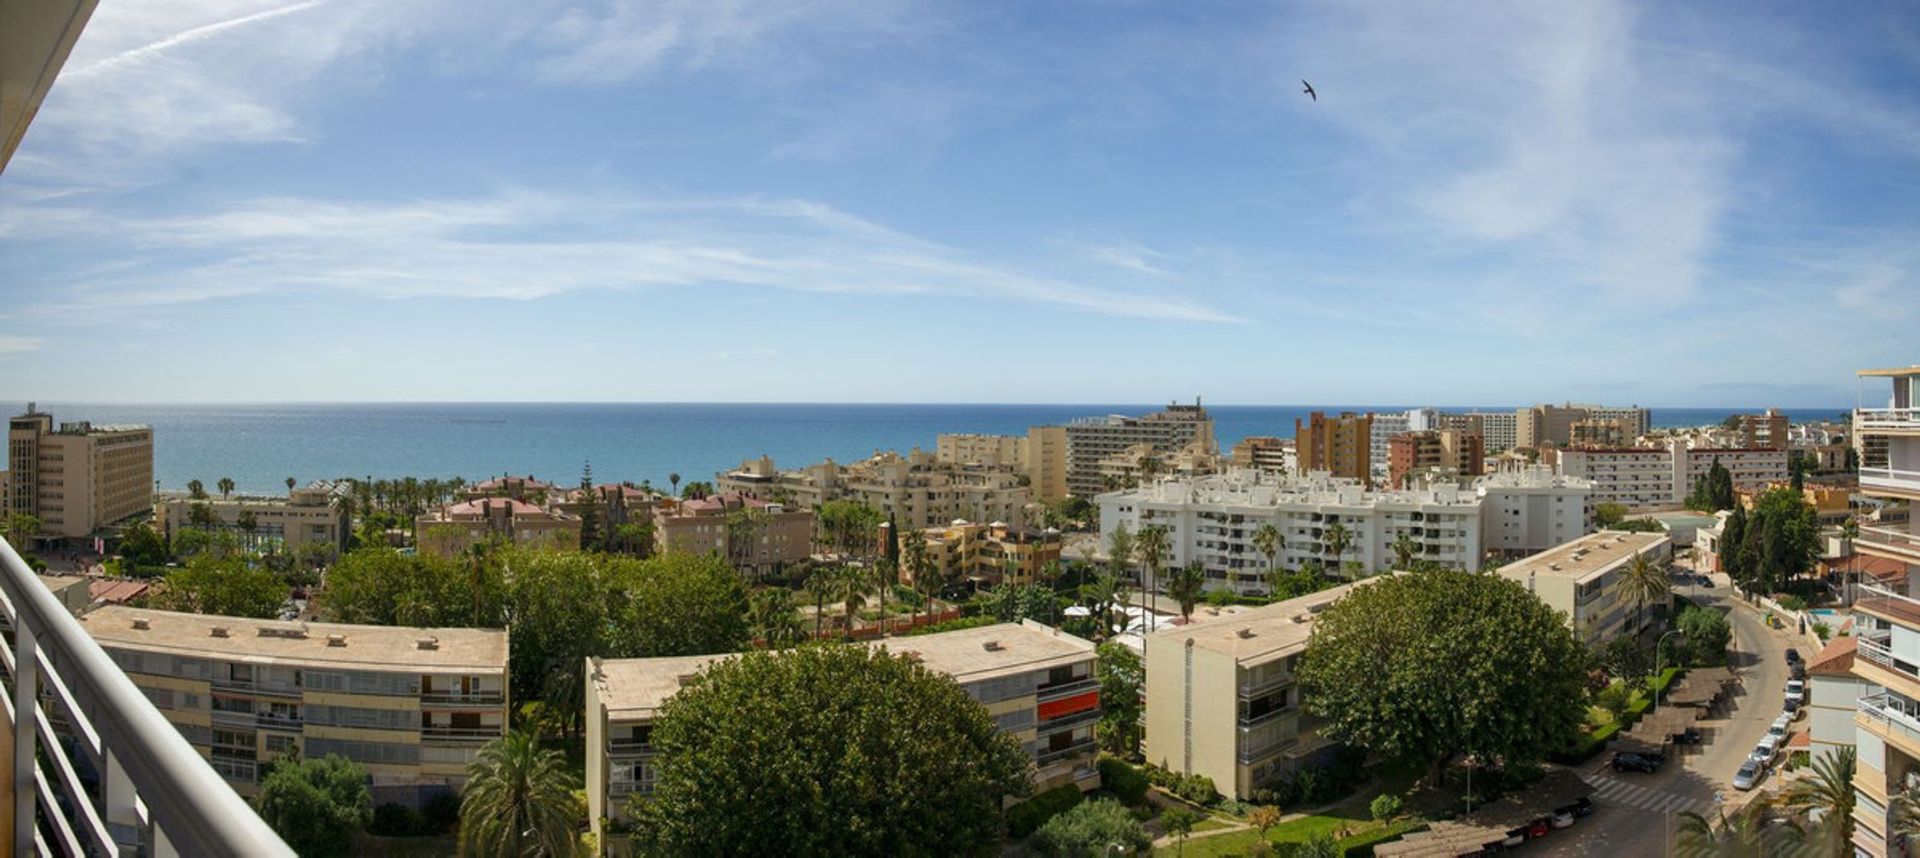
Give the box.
[652,493,814,578]
[154,485,349,555]
[1495,531,1673,647]
[415,498,582,557]
[1294,412,1372,485]
[1805,636,1860,768]
[1474,465,1594,556]
[716,449,1033,531]
[1467,411,1520,453]
[8,405,154,542]
[1385,430,1484,488]
[1142,582,1365,799]
[81,606,509,801]
[1096,471,1486,594]
[1555,439,1790,510]
[1367,411,1412,479]
[1064,401,1214,497]
[887,519,1063,589]
[1230,436,1295,474]
[1737,408,1791,451]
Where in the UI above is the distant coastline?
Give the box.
[1,401,1852,495]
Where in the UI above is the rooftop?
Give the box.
[877,620,1094,683]
[1858,365,1920,378]
[1148,580,1369,665]
[1805,635,1857,678]
[1496,530,1671,584]
[1105,469,1480,509]
[589,654,733,720]
[82,605,508,672]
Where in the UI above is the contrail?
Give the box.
[71,1,325,79]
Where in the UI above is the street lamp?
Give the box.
[1654,630,1684,709]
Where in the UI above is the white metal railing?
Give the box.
[1858,409,1920,431]
[0,540,293,856]
[1857,583,1920,618]
[1861,526,1920,557]
[1858,637,1920,683]
[1861,467,1920,492]
[1860,693,1920,747]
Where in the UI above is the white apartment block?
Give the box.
[1096,470,1485,594]
[1368,411,1412,478]
[1496,531,1673,648]
[1468,411,1519,453]
[1555,438,1789,510]
[1805,636,1861,768]
[1474,465,1594,556]
[1064,401,1214,497]
[1570,404,1653,439]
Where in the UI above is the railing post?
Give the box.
[102,745,140,852]
[13,624,37,856]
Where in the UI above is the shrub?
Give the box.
[368,802,425,837]
[1143,764,1177,788]
[1217,799,1252,817]
[1369,793,1403,822]
[1776,594,1809,612]
[1007,784,1085,838]
[1172,773,1219,806]
[1099,758,1150,806]
[1294,769,1327,806]
[1206,588,1237,607]
[1029,798,1151,856]
[1813,621,1831,641]
[904,615,998,636]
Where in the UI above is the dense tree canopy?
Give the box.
[149,555,287,618]
[1298,569,1589,779]
[1724,487,1821,595]
[635,645,1031,856]
[254,755,372,858]
[1096,640,1144,757]
[1677,604,1732,666]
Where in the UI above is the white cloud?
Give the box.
[0,338,42,354]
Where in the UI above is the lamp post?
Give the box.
[1654,630,1684,709]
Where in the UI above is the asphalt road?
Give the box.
[1538,566,1802,857]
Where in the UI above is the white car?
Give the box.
[1785,679,1806,703]
[1734,759,1762,791]
[1752,735,1781,764]
[1767,716,1790,742]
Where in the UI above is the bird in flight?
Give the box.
[1301,79,1316,101]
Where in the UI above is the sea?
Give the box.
[0,402,1851,495]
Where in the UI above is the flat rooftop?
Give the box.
[82,605,508,673]
[878,621,1094,683]
[590,654,732,721]
[1496,530,1671,584]
[1859,365,1920,378]
[1148,580,1370,665]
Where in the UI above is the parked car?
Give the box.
[1786,679,1806,701]
[1550,806,1575,829]
[1675,727,1705,745]
[1570,796,1595,818]
[1501,826,1528,848]
[1734,759,1762,791]
[1752,735,1781,763]
[1527,817,1551,839]
[1784,697,1803,720]
[1768,716,1790,742]
[1612,751,1663,773]
[1785,647,1802,665]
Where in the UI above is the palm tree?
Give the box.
[1252,522,1283,579]
[837,564,873,638]
[1621,550,1671,635]
[217,477,234,499]
[1167,561,1205,621]
[669,472,681,498]
[284,477,296,494]
[749,588,805,649]
[1323,521,1352,575]
[1105,523,1134,580]
[1391,533,1418,571]
[805,568,835,639]
[1136,523,1170,599]
[1673,802,1801,857]
[458,730,581,857]
[902,529,930,627]
[870,558,897,632]
[1782,746,1855,852]
[187,479,206,500]
[1842,515,1861,605]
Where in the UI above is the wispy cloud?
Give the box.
[0,338,42,355]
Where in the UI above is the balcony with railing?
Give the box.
[1859,526,1920,564]
[419,689,506,707]
[1036,739,1097,766]
[1860,692,1920,753]
[1034,675,1098,703]
[421,725,502,742]
[1854,584,1920,631]
[1035,707,1101,735]
[1858,408,1920,434]
[0,539,293,855]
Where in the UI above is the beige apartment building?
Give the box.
[936,426,1070,501]
[652,493,814,578]
[1064,401,1214,497]
[1143,582,1365,799]
[154,484,349,555]
[81,606,509,802]
[586,620,1100,846]
[415,498,582,557]
[1495,530,1673,647]
[716,449,1033,530]
[885,519,1064,589]
[1295,412,1372,485]
[1230,436,1295,474]
[1385,430,1484,488]
[8,405,154,543]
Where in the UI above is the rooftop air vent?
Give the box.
[416,637,439,651]
[326,634,348,647]
[1236,628,1255,639]
[130,617,150,630]
[209,626,229,638]
[982,640,1004,652]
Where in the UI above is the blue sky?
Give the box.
[0,1,1916,407]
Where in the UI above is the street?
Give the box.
[1540,569,1802,856]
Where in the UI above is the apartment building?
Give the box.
[652,493,814,578]
[1516,404,1588,450]
[886,519,1063,588]
[1096,470,1485,594]
[1555,438,1790,510]
[1849,364,1920,857]
[936,427,1070,502]
[1737,408,1791,451]
[1064,401,1215,497]
[716,449,1032,530]
[1805,636,1861,767]
[1495,531,1672,647]
[1295,412,1372,485]
[1095,441,1222,489]
[1467,411,1520,453]
[8,405,154,543]
[1569,418,1631,449]
[154,484,349,555]
[81,606,509,801]
[585,621,1100,845]
[1142,582,1365,799]
[1475,465,1594,556]
[1230,436,1295,474]
[1367,412,1412,479]
[415,498,582,557]
[1385,430,1484,488]
[550,483,656,531]
[460,474,555,501]
[1571,404,1653,439]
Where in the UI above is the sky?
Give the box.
[0,1,1916,407]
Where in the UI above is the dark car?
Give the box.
[1790,662,1807,680]
[1674,727,1705,745]
[1611,751,1662,773]
[1785,647,1801,664]
[1570,796,1595,817]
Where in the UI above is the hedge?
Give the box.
[1007,784,1086,838]
[1341,820,1428,857]
[904,615,998,637]
[1099,758,1150,806]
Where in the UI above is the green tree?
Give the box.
[1322,521,1352,573]
[805,567,835,639]
[601,552,751,664]
[188,479,207,500]
[1105,523,1135,581]
[1166,561,1205,621]
[1746,486,1821,595]
[1252,522,1283,577]
[117,522,169,567]
[1391,532,1418,571]
[1029,797,1150,856]
[1722,505,1752,594]
[1673,802,1802,857]
[835,563,873,638]
[458,731,581,858]
[254,754,372,858]
[902,529,931,626]
[669,472,681,498]
[1161,807,1202,856]
[218,476,235,499]
[634,646,1031,855]
[1297,569,1588,783]
[1095,641,1144,757]
[1135,525,1170,607]
[1593,502,1629,529]
[2,513,42,550]
[1620,550,1670,633]
[1783,746,1854,853]
[152,555,286,618]
[748,587,806,648]
[576,464,601,553]
[286,476,297,493]
[1677,604,1731,665]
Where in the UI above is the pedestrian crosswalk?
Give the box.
[1579,773,1711,817]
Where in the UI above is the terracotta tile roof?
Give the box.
[88,580,150,604]
[1805,635,1858,677]
[1786,729,1810,748]
[445,498,545,516]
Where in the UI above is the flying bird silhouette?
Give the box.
[1301,79,1316,101]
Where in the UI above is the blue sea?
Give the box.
[0,402,1851,494]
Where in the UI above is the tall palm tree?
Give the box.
[902,529,930,627]
[1842,515,1861,605]
[1782,746,1855,852]
[804,568,835,639]
[870,558,896,632]
[284,476,296,494]
[669,472,682,498]
[1673,802,1801,858]
[1391,533,1418,572]
[187,479,206,500]
[458,730,581,857]
[1323,522,1352,575]
[217,477,235,499]
[1621,550,1671,635]
[837,564,873,638]
[1167,561,1205,621]
[1252,522,1283,579]
[1105,523,1134,580]
[749,588,805,649]
[1135,525,1170,631]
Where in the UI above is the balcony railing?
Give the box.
[419,690,506,706]
[1036,708,1101,735]
[1238,705,1295,730]
[1861,467,1920,496]
[1239,672,1292,699]
[1237,735,1300,764]
[421,726,502,741]
[1855,584,1920,628]
[0,539,293,855]
[1036,740,1098,766]
[1035,676,1098,702]
[1858,408,1920,432]
[1860,693,1920,748]
[1860,526,1920,560]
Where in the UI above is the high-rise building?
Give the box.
[1294,411,1372,484]
[936,426,1070,501]
[1555,439,1790,510]
[1737,408,1791,451]
[1475,465,1593,556]
[1367,412,1412,478]
[1230,436,1295,474]
[1570,404,1652,439]
[1467,410,1520,452]
[81,606,510,800]
[1385,430,1484,488]
[1063,401,1214,497]
[8,404,154,543]
[1515,404,1588,450]
[1568,418,1632,449]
